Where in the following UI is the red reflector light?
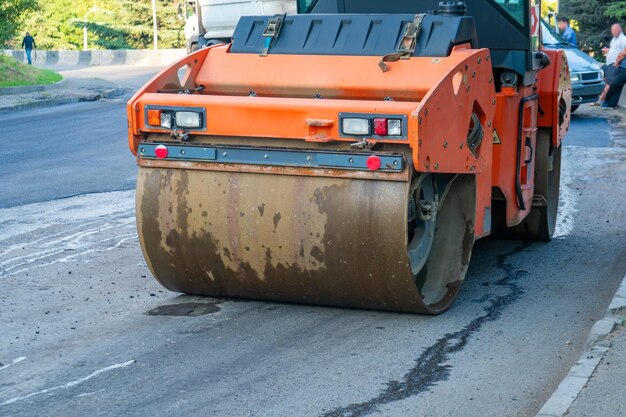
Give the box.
[373,118,388,136]
[147,109,161,126]
[366,155,381,171]
[155,145,168,159]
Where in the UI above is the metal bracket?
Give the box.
[350,139,375,150]
[170,130,189,141]
[260,14,286,57]
[379,14,425,72]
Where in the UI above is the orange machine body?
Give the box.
[128,42,569,240]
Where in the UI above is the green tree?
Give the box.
[560,0,626,55]
[0,0,38,47]
[12,0,185,50]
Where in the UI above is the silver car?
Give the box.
[542,21,605,111]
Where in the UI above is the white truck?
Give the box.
[185,0,315,52]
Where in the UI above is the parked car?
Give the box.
[542,21,605,112]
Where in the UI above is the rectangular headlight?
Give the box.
[570,73,580,82]
[175,111,202,128]
[342,118,370,135]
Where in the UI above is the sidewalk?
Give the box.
[536,274,626,417]
[566,324,626,416]
[0,65,161,113]
[0,76,124,113]
[536,105,626,417]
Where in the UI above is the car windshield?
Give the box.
[542,20,568,45]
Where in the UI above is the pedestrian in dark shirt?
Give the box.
[21,32,36,65]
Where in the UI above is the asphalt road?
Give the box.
[0,66,158,209]
[0,102,136,208]
[1,86,625,417]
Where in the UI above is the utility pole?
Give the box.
[83,25,88,51]
[152,0,158,50]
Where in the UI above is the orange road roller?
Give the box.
[127,0,571,314]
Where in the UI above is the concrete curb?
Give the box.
[2,49,185,67]
[0,79,66,96]
[0,88,125,114]
[535,271,626,417]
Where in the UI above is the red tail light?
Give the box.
[366,155,381,171]
[373,118,388,136]
[155,145,168,159]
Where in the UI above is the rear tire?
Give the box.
[411,174,476,314]
[494,129,562,241]
[206,39,226,46]
[188,42,200,53]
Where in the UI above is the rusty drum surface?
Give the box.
[136,166,448,313]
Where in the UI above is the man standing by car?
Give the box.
[603,42,626,108]
[21,32,36,65]
[558,17,577,46]
[597,23,626,105]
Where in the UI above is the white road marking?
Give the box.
[554,178,577,238]
[0,191,136,278]
[0,360,135,406]
[2,233,138,277]
[554,147,579,238]
[0,357,26,371]
[75,388,106,398]
[0,191,134,239]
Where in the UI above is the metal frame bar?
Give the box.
[139,143,406,173]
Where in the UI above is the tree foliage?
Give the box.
[6,0,185,50]
[561,0,626,55]
[0,0,38,46]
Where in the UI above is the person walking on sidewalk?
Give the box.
[595,23,626,106]
[21,32,36,65]
[603,27,626,109]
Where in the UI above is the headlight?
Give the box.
[570,73,580,82]
[146,107,204,130]
[342,118,371,135]
[175,111,202,129]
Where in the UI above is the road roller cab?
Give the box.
[127,0,571,314]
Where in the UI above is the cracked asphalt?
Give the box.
[0,72,625,417]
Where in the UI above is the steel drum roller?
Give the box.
[137,167,476,314]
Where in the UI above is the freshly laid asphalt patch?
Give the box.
[567,114,611,148]
[145,301,222,317]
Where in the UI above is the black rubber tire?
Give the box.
[493,129,562,241]
[413,175,476,314]
[206,39,226,46]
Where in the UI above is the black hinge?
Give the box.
[260,14,286,57]
[379,14,426,72]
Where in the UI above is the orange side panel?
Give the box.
[414,50,496,237]
[492,85,538,227]
[537,49,572,147]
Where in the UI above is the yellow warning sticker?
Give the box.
[493,129,502,144]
